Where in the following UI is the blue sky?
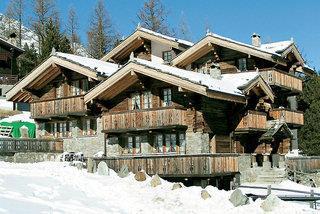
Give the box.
[1,0,319,70]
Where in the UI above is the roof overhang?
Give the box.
[6,55,100,102]
[172,35,287,68]
[239,75,275,102]
[281,43,304,66]
[0,38,24,54]
[101,29,188,62]
[84,61,247,104]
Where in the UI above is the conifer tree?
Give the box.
[137,0,171,35]
[177,12,191,41]
[87,0,117,59]
[31,0,56,53]
[66,6,80,53]
[18,43,38,76]
[298,75,320,155]
[40,19,71,61]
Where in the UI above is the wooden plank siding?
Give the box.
[260,68,303,92]
[286,157,320,173]
[96,154,241,177]
[102,108,188,132]
[270,109,304,126]
[30,95,86,118]
[0,74,18,84]
[0,138,63,154]
[236,111,267,131]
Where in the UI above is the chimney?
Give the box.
[251,33,261,47]
[209,63,221,79]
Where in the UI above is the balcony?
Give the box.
[94,153,241,177]
[270,108,304,126]
[102,108,188,132]
[236,111,267,132]
[260,68,302,93]
[30,95,87,119]
[0,74,18,85]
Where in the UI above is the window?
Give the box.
[162,88,172,107]
[163,51,172,63]
[72,80,81,96]
[143,91,152,109]
[81,79,89,94]
[179,132,186,154]
[238,58,247,71]
[131,93,141,110]
[154,134,164,153]
[125,136,142,154]
[80,118,97,136]
[165,134,176,153]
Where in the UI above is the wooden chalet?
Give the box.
[0,36,24,109]
[6,51,119,155]
[7,27,314,186]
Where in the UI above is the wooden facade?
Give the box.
[96,153,241,177]
[103,107,187,132]
[270,109,304,126]
[31,95,86,118]
[260,69,303,92]
[236,111,267,131]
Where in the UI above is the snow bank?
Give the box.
[0,99,14,110]
[0,111,34,123]
[0,161,316,214]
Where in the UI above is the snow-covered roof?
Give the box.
[133,58,259,96]
[55,52,120,76]
[0,36,24,53]
[260,41,293,54]
[138,27,194,47]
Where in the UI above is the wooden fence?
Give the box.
[0,74,18,85]
[0,138,63,154]
[286,156,320,173]
[270,109,304,125]
[95,153,241,177]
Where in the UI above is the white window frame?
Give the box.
[131,93,141,110]
[162,88,172,107]
[143,91,152,109]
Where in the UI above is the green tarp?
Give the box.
[0,121,36,138]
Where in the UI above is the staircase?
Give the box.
[254,167,287,184]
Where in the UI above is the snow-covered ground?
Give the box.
[0,162,317,214]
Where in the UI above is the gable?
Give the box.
[172,34,287,68]
[101,27,193,63]
[6,55,110,103]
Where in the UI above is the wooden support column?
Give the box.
[104,133,108,157]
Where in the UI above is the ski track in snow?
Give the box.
[0,161,317,214]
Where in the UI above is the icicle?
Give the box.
[130,52,134,60]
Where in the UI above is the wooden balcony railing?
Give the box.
[236,111,267,131]
[0,138,63,154]
[260,69,302,92]
[102,108,187,132]
[94,153,243,177]
[31,95,86,118]
[270,108,304,126]
[0,74,18,85]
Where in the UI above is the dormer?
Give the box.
[101,26,193,65]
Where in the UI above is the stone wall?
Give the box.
[186,132,210,154]
[0,152,61,163]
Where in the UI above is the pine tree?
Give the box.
[18,43,38,76]
[40,19,71,61]
[66,6,80,54]
[5,0,24,46]
[137,0,171,35]
[298,75,320,155]
[31,0,56,53]
[87,0,117,59]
